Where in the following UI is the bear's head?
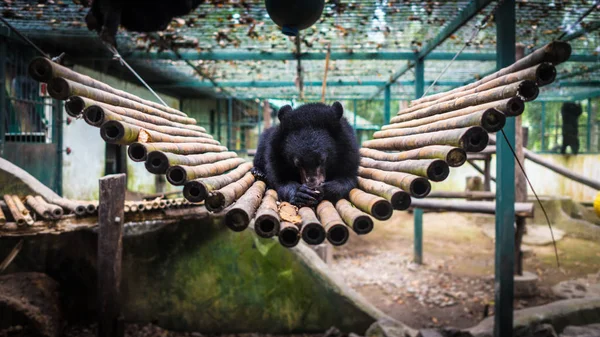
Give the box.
[276,102,344,189]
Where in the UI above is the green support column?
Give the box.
[227,98,233,150]
[541,102,546,152]
[415,57,425,99]
[384,86,391,125]
[54,100,63,195]
[494,0,516,336]
[216,99,222,142]
[413,208,423,265]
[258,101,262,136]
[353,99,358,130]
[587,98,592,152]
[0,38,5,157]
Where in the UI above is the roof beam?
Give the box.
[153,80,464,89]
[538,89,600,102]
[556,63,600,81]
[370,0,493,100]
[417,0,494,59]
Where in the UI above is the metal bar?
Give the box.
[588,98,592,152]
[561,20,600,42]
[227,98,232,150]
[413,208,423,265]
[353,99,358,131]
[541,102,546,151]
[538,90,600,102]
[54,100,63,195]
[0,37,6,157]
[556,64,600,81]
[384,86,391,125]
[216,99,222,142]
[370,61,415,100]
[152,80,464,89]
[415,58,425,99]
[417,0,494,59]
[494,0,516,335]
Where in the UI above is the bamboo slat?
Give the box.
[360,158,450,182]
[364,127,489,153]
[348,189,393,221]
[359,146,466,168]
[299,207,326,245]
[335,199,374,235]
[254,190,281,238]
[357,177,412,211]
[358,167,431,198]
[224,181,267,232]
[166,158,246,185]
[145,151,237,174]
[205,172,255,212]
[183,162,253,202]
[316,200,350,246]
[128,142,228,162]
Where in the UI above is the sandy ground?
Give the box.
[328,210,600,330]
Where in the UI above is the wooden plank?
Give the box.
[97,173,126,337]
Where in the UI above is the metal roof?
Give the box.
[0,0,598,100]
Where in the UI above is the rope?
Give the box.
[500,130,560,268]
[104,43,169,107]
[0,16,49,58]
[557,0,600,41]
[421,0,504,98]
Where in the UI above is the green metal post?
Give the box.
[216,99,222,142]
[227,98,233,150]
[258,101,262,136]
[0,37,5,157]
[384,86,391,125]
[54,100,63,195]
[541,102,546,152]
[353,99,358,130]
[494,0,516,336]
[414,208,423,265]
[415,57,425,99]
[587,98,592,152]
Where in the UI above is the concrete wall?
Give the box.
[433,154,600,202]
[61,66,180,199]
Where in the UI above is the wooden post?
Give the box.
[262,99,271,129]
[515,43,527,204]
[98,173,126,337]
[321,44,331,103]
[515,217,526,276]
[483,155,492,191]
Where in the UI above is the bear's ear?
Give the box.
[278,105,293,122]
[332,101,344,119]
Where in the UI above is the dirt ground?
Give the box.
[329,210,600,330]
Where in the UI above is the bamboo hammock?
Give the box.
[21,41,570,246]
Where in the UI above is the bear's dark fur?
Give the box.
[253,102,360,207]
[561,102,583,155]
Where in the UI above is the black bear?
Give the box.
[561,102,583,155]
[253,102,360,207]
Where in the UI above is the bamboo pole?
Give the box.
[357,177,412,211]
[410,199,535,218]
[206,172,255,212]
[166,158,246,185]
[359,146,466,168]
[48,197,87,216]
[391,80,538,124]
[47,78,197,125]
[145,151,238,174]
[401,63,556,114]
[76,98,207,133]
[100,121,219,146]
[224,181,267,232]
[316,200,350,246]
[0,204,5,225]
[411,41,571,106]
[128,142,228,162]
[254,189,281,238]
[364,127,489,153]
[12,196,34,225]
[374,108,505,139]
[278,221,301,248]
[524,149,600,190]
[84,105,212,139]
[3,195,25,226]
[358,167,431,198]
[29,57,188,118]
[25,195,52,219]
[360,158,450,182]
[35,196,64,219]
[183,162,253,202]
[299,207,326,245]
[348,189,393,221]
[383,97,523,131]
[321,44,331,103]
[335,199,374,235]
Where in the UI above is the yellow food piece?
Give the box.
[594,192,600,218]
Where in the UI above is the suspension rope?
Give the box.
[421,0,504,98]
[103,43,169,107]
[557,0,600,41]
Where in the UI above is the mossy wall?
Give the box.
[0,217,384,333]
